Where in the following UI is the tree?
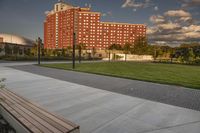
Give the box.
[132,37,148,55]
[108,44,122,51]
[188,48,195,63]
[67,46,72,57]
[123,43,132,61]
[61,48,66,57]
[13,45,20,59]
[4,44,12,55]
[91,47,97,60]
[76,43,86,63]
[24,48,31,56]
[0,78,6,89]
[54,49,61,57]
[108,44,122,61]
[31,43,38,56]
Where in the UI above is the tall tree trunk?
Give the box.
[109,51,110,62]
[79,47,81,63]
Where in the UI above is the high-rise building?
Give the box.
[44,1,147,49]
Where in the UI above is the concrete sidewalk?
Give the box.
[0,65,200,133]
[11,64,200,111]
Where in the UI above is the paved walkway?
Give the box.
[0,62,200,133]
[11,64,200,111]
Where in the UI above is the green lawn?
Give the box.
[41,62,200,89]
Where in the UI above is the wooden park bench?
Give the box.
[0,88,80,133]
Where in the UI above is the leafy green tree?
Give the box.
[67,46,72,57]
[193,45,200,59]
[108,44,122,51]
[132,37,148,55]
[123,43,132,61]
[188,48,195,62]
[108,44,122,60]
[24,48,31,56]
[92,47,97,60]
[61,48,66,57]
[31,43,38,56]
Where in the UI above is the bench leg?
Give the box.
[0,105,30,133]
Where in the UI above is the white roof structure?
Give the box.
[0,33,34,46]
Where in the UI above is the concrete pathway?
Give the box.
[11,64,200,111]
[0,63,200,133]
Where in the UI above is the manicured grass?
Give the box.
[40,62,200,89]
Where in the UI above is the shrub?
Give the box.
[0,78,6,89]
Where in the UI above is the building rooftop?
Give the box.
[0,33,34,46]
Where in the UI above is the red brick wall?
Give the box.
[44,7,147,49]
[77,11,100,49]
[44,14,56,49]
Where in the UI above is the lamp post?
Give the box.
[72,32,76,69]
[37,37,42,65]
[72,10,76,69]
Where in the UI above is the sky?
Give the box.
[0,0,200,46]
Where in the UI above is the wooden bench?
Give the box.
[0,88,80,133]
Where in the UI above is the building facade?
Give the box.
[0,33,34,56]
[0,37,3,43]
[44,1,146,49]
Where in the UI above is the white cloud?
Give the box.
[147,27,158,35]
[185,32,200,39]
[180,0,200,7]
[150,15,165,24]
[133,9,137,12]
[122,0,154,11]
[164,10,193,24]
[181,25,200,32]
[84,3,92,8]
[154,6,159,11]
[44,11,50,15]
[122,0,143,8]
[102,11,112,17]
[164,10,191,17]
[179,17,192,22]
[148,10,200,44]
[158,23,181,30]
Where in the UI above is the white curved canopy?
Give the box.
[0,33,34,46]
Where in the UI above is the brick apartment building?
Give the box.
[44,0,147,49]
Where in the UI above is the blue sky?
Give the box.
[0,0,200,45]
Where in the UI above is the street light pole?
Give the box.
[72,32,76,69]
[72,10,76,69]
[37,37,42,65]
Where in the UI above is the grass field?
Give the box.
[41,62,200,89]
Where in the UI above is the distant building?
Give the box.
[0,33,34,56]
[44,0,147,49]
[0,37,3,43]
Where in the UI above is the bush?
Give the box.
[194,59,200,64]
[0,55,102,61]
[0,78,6,89]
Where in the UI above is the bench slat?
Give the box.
[1,91,59,133]
[0,96,43,133]
[4,89,76,132]
[0,89,80,133]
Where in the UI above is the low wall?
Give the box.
[103,54,153,61]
